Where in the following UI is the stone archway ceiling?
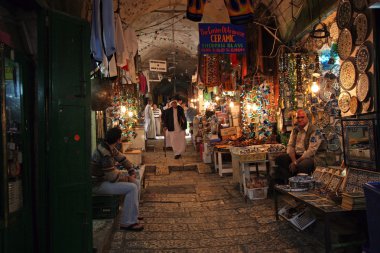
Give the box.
[71,0,336,74]
[115,0,230,76]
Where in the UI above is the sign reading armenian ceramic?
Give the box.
[149,60,167,72]
[199,23,246,54]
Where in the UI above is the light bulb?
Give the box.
[120,106,127,113]
[311,82,320,93]
[128,111,134,117]
[252,103,258,111]
[215,96,220,101]
[247,104,252,110]
[229,101,234,108]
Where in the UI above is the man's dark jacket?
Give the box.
[163,106,187,131]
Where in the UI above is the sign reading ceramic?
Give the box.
[149,60,167,72]
[199,23,246,54]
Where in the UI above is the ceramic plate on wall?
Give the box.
[362,97,372,112]
[352,0,368,11]
[338,91,351,113]
[356,73,369,102]
[337,29,353,60]
[336,1,352,29]
[355,44,371,73]
[349,96,359,114]
[329,22,339,42]
[339,60,357,90]
[353,13,369,46]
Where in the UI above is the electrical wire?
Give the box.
[137,16,185,36]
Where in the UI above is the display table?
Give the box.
[230,145,286,196]
[213,146,233,176]
[274,186,366,253]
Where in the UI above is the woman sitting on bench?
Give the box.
[91,127,143,231]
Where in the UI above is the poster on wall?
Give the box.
[199,23,246,54]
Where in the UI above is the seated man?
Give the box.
[91,127,143,231]
[274,109,323,184]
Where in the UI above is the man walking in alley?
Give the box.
[163,99,187,159]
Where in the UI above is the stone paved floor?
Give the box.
[106,138,326,253]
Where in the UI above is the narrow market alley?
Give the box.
[104,138,325,253]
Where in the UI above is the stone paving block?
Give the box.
[144,223,189,232]
[190,209,238,217]
[180,202,202,208]
[187,222,220,231]
[197,163,212,174]
[187,245,244,253]
[156,164,170,175]
[125,239,200,249]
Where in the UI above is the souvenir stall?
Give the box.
[271,2,380,251]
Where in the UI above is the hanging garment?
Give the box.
[139,72,147,94]
[90,0,116,61]
[124,27,138,60]
[101,54,117,77]
[144,104,156,139]
[114,13,127,67]
[187,0,254,24]
[204,55,220,87]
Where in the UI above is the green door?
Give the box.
[0,44,33,253]
[46,11,92,253]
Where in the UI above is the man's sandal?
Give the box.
[120,223,144,231]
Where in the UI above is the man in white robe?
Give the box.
[144,99,156,139]
[163,100,187,159]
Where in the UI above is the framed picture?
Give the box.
[342,119,377,171]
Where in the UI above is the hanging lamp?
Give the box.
[310,0,330,39]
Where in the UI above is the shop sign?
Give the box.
[5,66,13,80]
[199,23,246,54]
[149,60,167,72]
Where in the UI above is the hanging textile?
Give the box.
[187,0,254,24]
[138,72,147,94]
[90,0,116,62]
[114,13,127,67]
[204,55,220,87]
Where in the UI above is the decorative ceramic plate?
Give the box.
[356,73,369,102]
[337,29,353,60]
[352,0,367,11]
[339,60,356,90]
[328,136,341,152]
[337,1,352,29]
[323,126,336,140]
[329,22,339,42]
[362,97,372,112]
[338,91,351,113]
[319,78,335,102]
[353,13,368,46]
[355,44,371,73]
[349,96,359,114]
